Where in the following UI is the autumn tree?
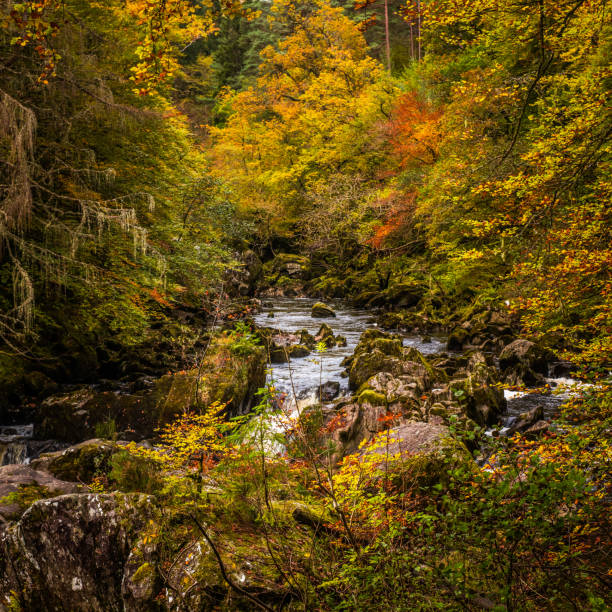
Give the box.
[210,0,395,248]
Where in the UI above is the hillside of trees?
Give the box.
[0,1,610,610]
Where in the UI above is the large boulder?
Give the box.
[385,281,426,309]
[358,422,473,486]
[349,351,431,390]
[311,302,336,318]
[499,339,551,386]
[447,327,470,351]
[333,400,388,457]
[362,372,423,409]
[257,327,314,363]
[0,493,159,610]
[0,490,298,610]
[318,381,341,401]
[446,353,506,426]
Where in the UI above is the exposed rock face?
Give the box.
[0,465,80,521]
[333,400,387,457]
[35,338,267,442]
[499,339,551,386]
[0,493,158,610]
[311,302,336,318]
[265,253,311,280]
[361,421,449,459]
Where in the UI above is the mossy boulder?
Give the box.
[35,335,267,441]
[357,389,387,406]
[359,422,473,487]
[349,350,431,391]
[447,326,470,351]
[348,329,435,390]
[369,337,404,357]
[289,344,310,358]
[30,439,118,483]
[310,275,347,299]
[312,302,336,318]
[360,372,422,407]
[447,360,506,426]
[265,253,311,279]
[299,329,316,348]
[270,499,335,531]
[385,281,427,309]
[314,322,335,346]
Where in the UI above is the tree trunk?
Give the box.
[384,0,391,71]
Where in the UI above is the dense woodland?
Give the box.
[0,1,611,610]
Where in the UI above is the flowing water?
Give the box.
[0,424,33,466]
[253,297,446,403]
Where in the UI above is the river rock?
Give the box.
[447,327,470,351]
[549,361,576,378]
[314,323,336,347]
[524,420,549,438]
[348,330,435,391]
[499,339,551,386]
[318,381,341,401]
[506,405,544,436]
[289,344,310,358]
[258,328,313,362]
[311,302,336,318]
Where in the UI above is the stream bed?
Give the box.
[253,297,446,401]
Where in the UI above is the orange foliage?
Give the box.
[369,191,417,249]
[387,92,443,168]
[149,287,171,307]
